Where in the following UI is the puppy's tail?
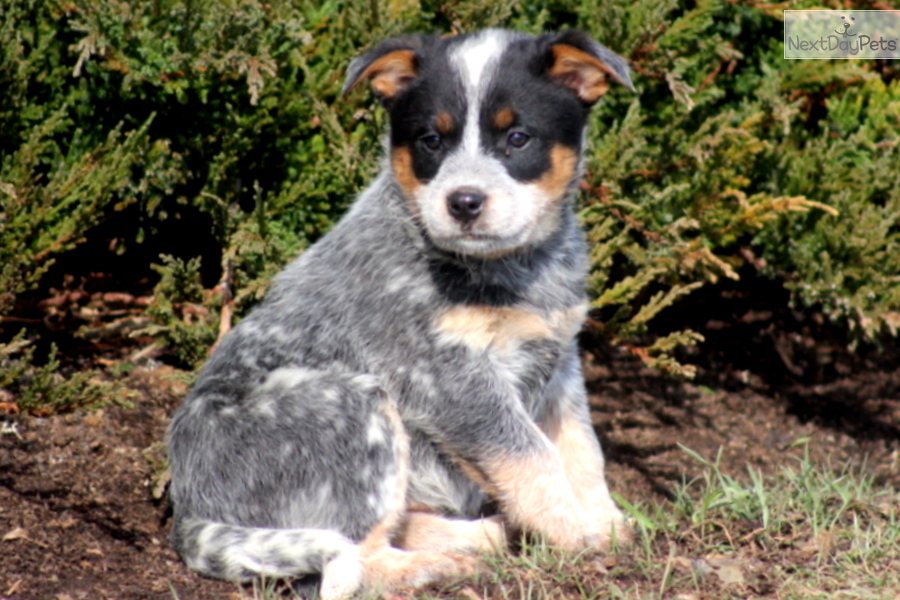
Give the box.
[173,518,363,599]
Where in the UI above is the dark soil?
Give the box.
[590,350,899,502]
[0,367,236,600]
[1,337,897,599]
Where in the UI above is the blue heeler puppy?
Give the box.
[167,28,634,599]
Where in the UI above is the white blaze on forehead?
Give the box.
[450,30,511,152]
[450,29,509,91]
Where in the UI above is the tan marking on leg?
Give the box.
[359,519,394,554]
[435,111,455,135]
[546,413,608,507]
[360,545,481,594]
[482,451,596,550]
[545,411,631,546]
[453,455,498,495]
[492,106,516,130]
[533,144,579,201]
[397,512,507,553]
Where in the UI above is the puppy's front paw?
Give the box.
[582,514,633,550]
[543,508,632,552]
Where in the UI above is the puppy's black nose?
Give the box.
[447,188,486,224]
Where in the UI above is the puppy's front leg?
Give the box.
[480,434,596,550]
[542,353,630,547]
[431,393,605,551]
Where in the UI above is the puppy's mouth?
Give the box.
[458,231,503,241]
[430,228,532,258]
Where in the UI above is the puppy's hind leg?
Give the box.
[354,506,492,594]
[396,512,507,554]
[168,368,410,598]
[320,381,412,599]
[360,542,482,594]
[322,399,487,596]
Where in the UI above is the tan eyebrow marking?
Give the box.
[492,106,516,130]
[435,111,455,135]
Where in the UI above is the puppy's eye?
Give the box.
[420,134,443,152]
[507,131,530,149]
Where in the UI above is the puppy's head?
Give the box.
[344,29,633,258]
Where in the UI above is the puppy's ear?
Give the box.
[342,34,431,103]
[543,30,634,104]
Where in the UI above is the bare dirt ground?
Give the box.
[2,346,896,600]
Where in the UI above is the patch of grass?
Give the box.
[436,445,898,599]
